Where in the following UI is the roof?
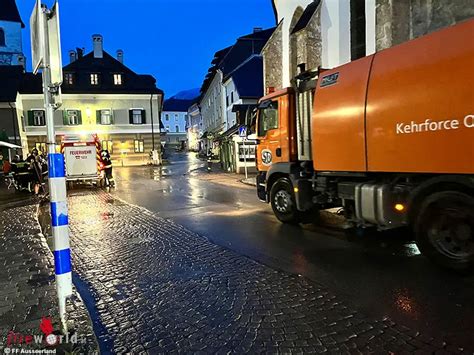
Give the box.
[19,50,163,95]
[163,98,194,112]
[228,56,263,99]
[200,27,275,96]
[291,0,321,34]
[0,65,23,102]
[218,27,274,77]
[0,0,25,27]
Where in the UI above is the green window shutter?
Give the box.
[27,111,34,126]
[129,110,134,124]
[63,110,69,125]
[96,110,101,125]
[141,109,146,124]
[77,111,82,125]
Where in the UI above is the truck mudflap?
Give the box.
[257,171,267,202]
[293,179,313,211]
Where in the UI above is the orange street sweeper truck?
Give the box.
[255,19,474,271]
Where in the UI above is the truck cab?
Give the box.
[256,88,298,202]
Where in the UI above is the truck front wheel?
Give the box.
[270,178,300,224]
[415,191,474,272]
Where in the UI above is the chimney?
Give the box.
[69,50,77,63]
[116,49,124,64]
[76,48,84,59]
[92,34,103,58]
[253,27,263,33]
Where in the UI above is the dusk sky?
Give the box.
[16,0,276,98]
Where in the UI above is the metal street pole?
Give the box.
[38,2,72,332]
[243,138,248,179]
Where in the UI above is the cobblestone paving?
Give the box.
[0,204,98,353]
[68,190,470,354]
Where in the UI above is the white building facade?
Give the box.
[161,110,187,147]
[18,35,164,166]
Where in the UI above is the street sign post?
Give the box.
[239,126,248,179]
[30,0,72,332]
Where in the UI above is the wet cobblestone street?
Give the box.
[67,190,470,354]
[0,204,97,353]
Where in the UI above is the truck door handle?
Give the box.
[276,148,282,157]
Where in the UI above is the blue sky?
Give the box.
[16,0,276,98]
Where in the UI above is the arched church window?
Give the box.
[0,28,5,47]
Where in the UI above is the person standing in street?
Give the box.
[101,150,115,188]
[26,148,43,195]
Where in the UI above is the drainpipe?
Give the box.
[150,93,155,151]
[8,102,18,146]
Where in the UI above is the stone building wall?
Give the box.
[262,24,283,92]
[376,0,474,51]
[290,7,322,79]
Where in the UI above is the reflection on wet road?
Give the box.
[111,151,474,349]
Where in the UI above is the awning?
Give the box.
[222,123,240,138]
[231,104,258,113]
[0,141,22,149]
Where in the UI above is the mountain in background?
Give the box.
[170,88,200,100]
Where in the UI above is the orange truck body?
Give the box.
[313,18,474,174]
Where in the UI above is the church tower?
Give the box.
[0,0,25,66]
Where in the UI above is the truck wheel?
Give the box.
[415,191,474,272]
[270,178,300,224]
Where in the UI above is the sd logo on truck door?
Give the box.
[261,149,273,166]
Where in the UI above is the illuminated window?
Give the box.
[113,74,122,85]
[102,140,113,153]
[134,140,144,153]
[35,142,47,153]
[90,74,99,85]
[64,73,74,85]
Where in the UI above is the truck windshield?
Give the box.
[258,101,279,137]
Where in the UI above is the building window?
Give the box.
[28,110,46,126]
[64,73,74,85]
[113,74,122,85]
[97,109,113,125]
[0,28,4,47]
[166,125,170,132]
[231,91,234,103]
[226,96,229,107]
[64,109,82,126]
[134,140,144,153]
[175,125,180,132]
[90,73,99,85]
[350,0,366,61]
[165,114,169,121]
[129,109,146,124]
[102,140,113,153]
[35,142,47,154]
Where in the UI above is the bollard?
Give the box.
[48,153,73,331]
